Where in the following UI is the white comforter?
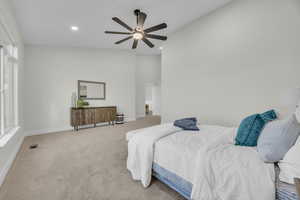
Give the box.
[191,130,275,200]
[126,123,182,187]
[127,124,275,200]
[153,125,235,183]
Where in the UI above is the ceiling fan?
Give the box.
[105,9,167,49]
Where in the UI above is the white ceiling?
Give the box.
[12,0,232,55]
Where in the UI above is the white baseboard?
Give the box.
[126,118,136,122]
[136,114,146,119]
[25,126,72,136]
[25,117,138,137]
[0,132,24,187]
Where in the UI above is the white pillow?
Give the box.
[279,136,300,184]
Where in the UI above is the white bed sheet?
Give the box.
[153,125,235,183]
[127,123,182,187]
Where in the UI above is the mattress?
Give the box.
[276,181,298,200]
[275,165,299,200]
[153,163,192,199]
[154,164,299,200]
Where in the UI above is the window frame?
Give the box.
[0,41,19,146]
[0,44,4,137]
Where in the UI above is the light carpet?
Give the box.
[0,116,184,200]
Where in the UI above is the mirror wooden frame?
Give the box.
[78,80,106,100]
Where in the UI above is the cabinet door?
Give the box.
[103,108,110,122]
[95,108,105,123]
[82,109,95,125]
[112,107,117,120]
[71,109,95,126]
[71,109,82,126]
[108,107,117,121]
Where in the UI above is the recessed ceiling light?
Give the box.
[159,46,163,50]
[70,26,79,31]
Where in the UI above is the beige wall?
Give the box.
[162,0,300,126]
[24,46,137,134]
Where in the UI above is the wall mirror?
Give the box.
[78,80,106,100]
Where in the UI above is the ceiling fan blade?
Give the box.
[132,39,138,49]
[145,34,167,41]
[144,23,167,33]
[112,17,133,31]
[142,38,154,48]
[105,31,132,35]
[115,36,133,44]
[137,12,147,28]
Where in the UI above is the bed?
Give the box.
[127,124,298,200]
[153,159,299,200]
[152,125,230,199]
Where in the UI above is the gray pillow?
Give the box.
[257,114,300,163]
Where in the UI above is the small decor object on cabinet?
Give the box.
[116,113,124,124]
[77,99,89,108]
[71,92,77,107]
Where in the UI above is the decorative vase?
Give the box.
[71,92,77,108]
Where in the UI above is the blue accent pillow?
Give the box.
[235,110,278,147]
[260,109,277,122]
[235,114,266,146]
[174,117,199,131]
[257,114,300,162]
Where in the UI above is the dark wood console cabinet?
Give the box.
[71,106,117,131]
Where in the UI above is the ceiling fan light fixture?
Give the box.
[105,9,168,49]
[133,32,143,40]
[70,26,79,32]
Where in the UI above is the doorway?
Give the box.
[145,84,161,116]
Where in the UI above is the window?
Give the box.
[0,43,18,142]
